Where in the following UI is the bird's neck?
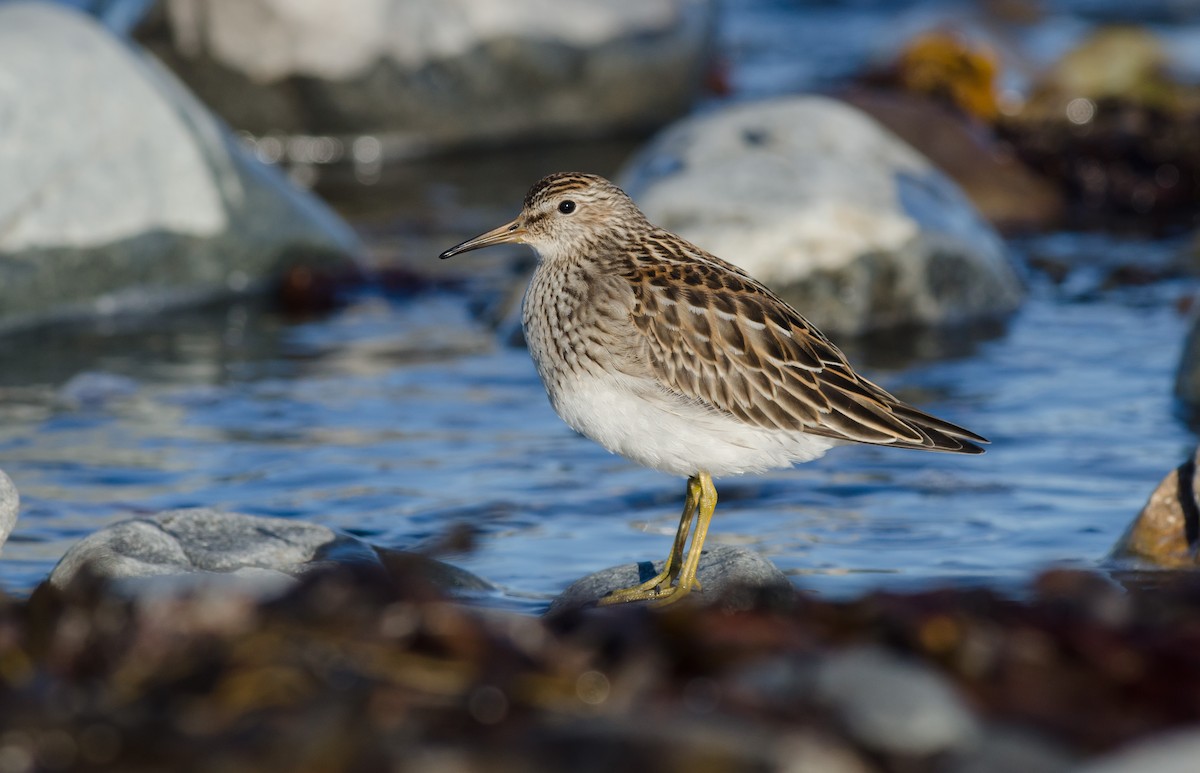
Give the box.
[528,249,593,309]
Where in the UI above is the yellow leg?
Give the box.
[651,472,716,607]
[599,472,717,607]
[599,476,701,605]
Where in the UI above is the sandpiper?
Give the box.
[440,172,987,605]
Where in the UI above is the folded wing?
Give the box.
[625,252,987,455]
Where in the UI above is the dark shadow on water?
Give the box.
[838,316,1011,371]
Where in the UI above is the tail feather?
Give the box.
[889,404,988,454]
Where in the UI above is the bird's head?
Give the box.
[439,172,645,263]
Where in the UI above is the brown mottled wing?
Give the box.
[623,245,987,454]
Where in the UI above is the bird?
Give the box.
[440,172,987,606]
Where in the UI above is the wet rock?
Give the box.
[816,646,980,756]
[0,3,363,333]
[1110,451,1200,568]
[48,509,344,593]
[1078,729,1200,773]
[0,469,17,553]
[547,544,794,615]
[619,96,1024,335]
[48,508,488,597]
[135,0,715,155]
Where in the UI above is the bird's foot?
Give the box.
[597,574,701,606]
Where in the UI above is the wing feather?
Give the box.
[623,239,987,454]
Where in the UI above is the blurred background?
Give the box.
[3,0,1200,611]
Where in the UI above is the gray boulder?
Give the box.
[48,508,489,598]
[0,2,363,333]
[0,469,18,553]
[619,96,1025,335]
[136,0,715,156]
[547,544,794,615]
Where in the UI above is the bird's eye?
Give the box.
[558,200,577,215]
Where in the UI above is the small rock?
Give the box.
[1109,451,1199,568]
[48,508,489,598]
[619,96,1024,335]
[0,3,363,332]
[0,469,18,553]
[547,544,794,615]
[135,0,715,152]
[815,646,980,756]
[1077,728,1200,773]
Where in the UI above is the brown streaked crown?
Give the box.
[522,172,627,210]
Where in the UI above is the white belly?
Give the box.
[546,368,838,478]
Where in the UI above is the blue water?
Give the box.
[1,0,1197,611]
[0,248,1192,611]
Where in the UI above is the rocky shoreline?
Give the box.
[0,459,1195,770]
[3,512,1200,772]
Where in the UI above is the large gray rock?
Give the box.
[48,508,489,597]
[0,2,363,332]
[136,0,715,155]
[619,96,1025,335]
[547,544,794,615]
[0,469,18,554]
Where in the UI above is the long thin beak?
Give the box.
[439,218,526,260]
